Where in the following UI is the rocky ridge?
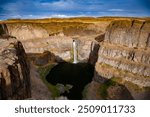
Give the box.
[0,37,31,99]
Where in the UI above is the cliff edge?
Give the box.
[0,37,31,99]
[95,20,150,99]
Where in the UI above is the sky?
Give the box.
[0,0,150,19]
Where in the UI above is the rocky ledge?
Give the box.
[0,37,31,99]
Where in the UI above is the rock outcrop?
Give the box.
[0,38,31,99]
[28,51,57,66]
[7,23,49,40]
[84,81,133,100]
[0,24,9,36]
[95,20,150,99]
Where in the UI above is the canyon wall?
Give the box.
[1,20,110,62]
[4,22,108,62]
[0,37,31,99]
[95,20,150,99]
[22,35,98,62]
[6,21,108,39]
[7,23,49,41]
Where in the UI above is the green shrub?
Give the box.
[99,80,117,99]
[38,64,60,98]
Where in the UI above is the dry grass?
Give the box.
[1,17,149,35]
[1,16,149,23]
[0,17,113,23]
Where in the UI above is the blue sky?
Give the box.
[0,0,150,19]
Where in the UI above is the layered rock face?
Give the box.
[6,22,101,40]
[95,20,150,99]
[22,35,98,62]
[0,38,31,99]
[7,23,49,40]
[5,22,107,62]
[1,21,110,63]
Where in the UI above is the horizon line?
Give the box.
[1,15,150,21]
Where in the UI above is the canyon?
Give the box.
[0,17,150,99]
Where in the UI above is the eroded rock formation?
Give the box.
[0,38,31,99]
[95,20,150,99]
[7,23,49,40]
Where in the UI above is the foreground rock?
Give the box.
[0,38,31,99]
[30,63,52,99]
[84,81,133,100]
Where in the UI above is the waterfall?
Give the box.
[72,40,78,64]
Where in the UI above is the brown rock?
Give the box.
[94,19,150,99]
[0,38,31,99]
[7,23,49,41]
[105,20,150,49]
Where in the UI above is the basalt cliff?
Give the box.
[94,20,150,99]
[0,38,31,99]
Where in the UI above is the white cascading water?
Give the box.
[73,40,78,64]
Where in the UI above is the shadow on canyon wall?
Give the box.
[0,73,6,99]
[27,51,65,66]
[0,24,16,39]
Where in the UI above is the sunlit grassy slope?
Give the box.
[1,17,150,23]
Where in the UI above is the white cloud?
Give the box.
[10,14,86,19]
[40,0,77,10]
[50,14,74,18]
[108,9,125,12]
